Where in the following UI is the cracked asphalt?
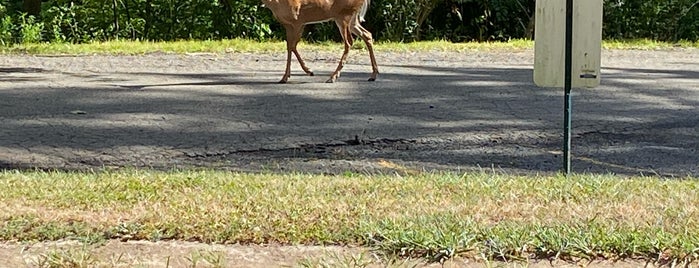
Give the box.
[1,49,697,176]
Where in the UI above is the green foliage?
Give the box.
[19,13,43,43]
[0,15,11,45]
[604,0,699,41]
[43,2,105,43]
[0,2,11,45]
[219,0,274,40]
[370,0,421,41]
[425,0,535,41]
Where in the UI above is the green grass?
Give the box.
[33,247,96,268]
[1,38,696,55]
[1,169,698,265]
[603,39,699,50]
[0,39,289,55]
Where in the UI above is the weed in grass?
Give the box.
[33,247,95,268]
[109,222,145,241]
[106,252,127,267]
[185,250,227,268]
[298,251,377,268]
[0,216,103,243]
[365,215,479,262]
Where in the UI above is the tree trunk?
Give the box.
[113,0,120,39]
[527,12,535,40]
[23,0,42,16]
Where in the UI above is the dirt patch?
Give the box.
[0,240,365,267]
[0,240,666,267]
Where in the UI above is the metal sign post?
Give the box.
[534,0,603,176]
[563,0,573,175]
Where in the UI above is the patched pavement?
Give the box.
[1,49,697,176]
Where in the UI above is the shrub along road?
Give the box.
[1,48,697,176]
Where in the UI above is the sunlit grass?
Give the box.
[1,169,698,264]
[603,38,699,50]
[1,38,696,55]
[0,39,287,55]
[374,39,534,52]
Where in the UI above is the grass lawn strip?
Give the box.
[1,39,697,55]
[0,169,697,265]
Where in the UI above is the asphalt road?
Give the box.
[1,49,697,176]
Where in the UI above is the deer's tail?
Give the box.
[359,0,370,22]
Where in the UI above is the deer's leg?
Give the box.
[293,49,314,77]
[280,26,295,83]
[280,25,313,83]
[289,25,314,77]
[327,18,353,83]
[280,50,293,84]
[351,18,379,81]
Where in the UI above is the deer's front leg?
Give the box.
[327,19,353,83]
[280,25,312,83]
[288,25,313,77]
[280,49,293,83]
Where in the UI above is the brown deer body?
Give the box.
[261,0,379,83]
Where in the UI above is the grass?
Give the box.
[298,251,379,268]
[603,39,699,50]
[26,244,229,267]
[0,38,696,55]
[1,169,698,265]
[33,247,96,268]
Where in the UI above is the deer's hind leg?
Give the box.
[327,17,353,83]
[351,18,378,81]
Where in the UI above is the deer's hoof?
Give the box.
[308,71,315,76]
[368,77,376,82]
[325,78,336,83]
[279,75,290,84]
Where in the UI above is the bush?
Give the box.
[19,13,42,43]
[31,0,275,43]
[603,0,699,41]
[0,15,12,45]
[423,0,535,42]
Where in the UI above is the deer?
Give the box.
[261,0,379,83]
